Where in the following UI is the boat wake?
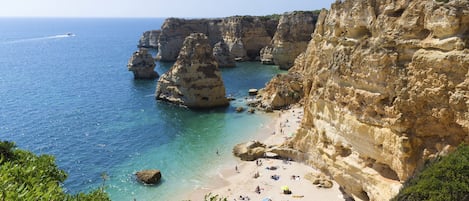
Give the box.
[1,33,75,45]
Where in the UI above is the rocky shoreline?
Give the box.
[129,0,469,200]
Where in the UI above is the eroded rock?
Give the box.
[155,33,228,108]
[263,11,319,69]
[138,30,161,49]
[136,169,161,185]
[233,141,266,161]
[274,1,469,200]
[127,48,158,79]
[213,41,236,67]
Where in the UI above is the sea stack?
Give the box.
[155,33,229,108]
[127,48,158,79]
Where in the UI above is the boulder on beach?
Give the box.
[233,140,266,161]
[304,172,333,188]
[136,169,162,185]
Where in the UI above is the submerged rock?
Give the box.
[127,48,158,79]
[136,169,162,185]
[155,33,229,108]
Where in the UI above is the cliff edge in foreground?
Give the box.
[263,0,468,200]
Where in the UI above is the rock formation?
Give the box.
[233,141,267,161]
[136,169,162,185]
[213,41,236,67]
[155,16,278,62]
[261,11,319,69]
[127,48,158,79]
[155,33,229,108]
[261,0,469,200]
[138,30,161,49]
[259,53,307,109]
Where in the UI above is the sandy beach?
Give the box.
[183,106,348,201]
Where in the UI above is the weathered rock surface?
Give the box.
[155,33,228,108]
[269,1,469,200]
[156,16,278,62]
[233,141,266,161]
[261,11,319,69]
[127,48,158,79]
[136,169,161,185]
[138,30,161,49]
[304,172,333,189]
[213,41,236,67]
[259,53,306,109]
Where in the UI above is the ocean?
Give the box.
[0,18,283,200]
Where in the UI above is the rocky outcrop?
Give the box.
[127,48,158,79]
[138,30,161,49]
[259,53,307,109]
[233,141,267,161]
[261,11,319,69]
[156,16,278,62]
[268,1,469,200]
[136,169,162,185]
[213,41,236,67]
[155,33,229,108]
[259,46,274,64]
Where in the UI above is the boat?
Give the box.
[66,32,74,36]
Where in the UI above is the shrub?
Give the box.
[0,140,110,200]
[392,144,469,201]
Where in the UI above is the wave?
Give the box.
[1,33,75,44]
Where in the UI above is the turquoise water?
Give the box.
[0,18,282,200]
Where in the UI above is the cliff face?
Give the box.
[156,17,278,62]
[155,33,228,108]
[261,11,319,69]
[138,30,161,49]
[269,0,469,200]
[218,16,277,60]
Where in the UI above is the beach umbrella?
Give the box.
[262,198,272,201]
[281,185,289,191]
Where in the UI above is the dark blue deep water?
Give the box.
[0,18,282,200]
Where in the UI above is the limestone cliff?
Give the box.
[155,16,278,62]
[155,33,228,108]
[127,48,158,79]
[138,30,161,49]
[213,40,236,67]
[265,0,469,200]
[260,11,319,69]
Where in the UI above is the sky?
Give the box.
[0,0,336,18]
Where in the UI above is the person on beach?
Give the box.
[255,185,261,194]
[235,165,239,173]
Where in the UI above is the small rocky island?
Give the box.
[155,33,229,108]
[127,48,158,79]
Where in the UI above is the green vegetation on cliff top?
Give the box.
[0,140,110,200]
[392,144,469,201]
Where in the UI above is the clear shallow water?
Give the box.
[0,18,283,200]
